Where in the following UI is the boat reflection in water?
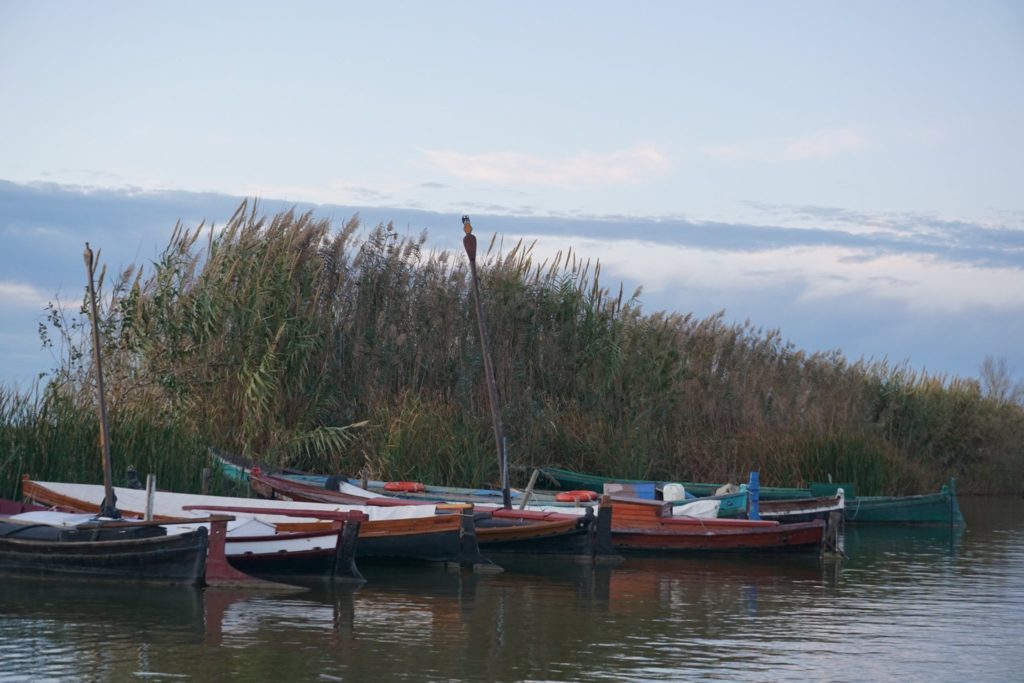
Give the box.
[0,554,832,681]
[5,502,1019,683]
[843,523,965,569]
[0,579,206,681]
[201,554,835,677]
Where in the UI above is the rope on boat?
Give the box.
[848,496,862,520]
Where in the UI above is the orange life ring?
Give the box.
[384,481,426,493]
[555,490,598,503]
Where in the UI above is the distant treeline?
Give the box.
[2,202,1022,499]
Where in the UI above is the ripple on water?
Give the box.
[1,499,1022,682]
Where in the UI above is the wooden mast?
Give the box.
[83,243,120,519]
[462,216,511,509]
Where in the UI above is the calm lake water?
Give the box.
[1,497,1021,682]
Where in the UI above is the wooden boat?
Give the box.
[473,506,617,559]
[214,452,844,529]
[268,469,556,506]
[537,466,813,500]
[759,490,846,523]
[797,480,963,526]
[607,497,825,553]
[211,450,730,521]
[250,464,719,536]
[211,447,528,503]
[600,480,749,518]
[2,252,306,587]
[212,448,700,518]
[279,476,815,554]
[0,499,46,515]
[247,469,619,561]
[539,467,964,525]
[0,507,210,585]
[9,492,362,584]
[842,480,964,526]
[21,478,490,574]
[206,458,822,553]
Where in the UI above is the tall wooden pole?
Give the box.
[462,216,511,509]
[83,243,120,519]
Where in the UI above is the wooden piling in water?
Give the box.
[331,518,364,582]
[822,508,845,557]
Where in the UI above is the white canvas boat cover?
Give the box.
[30,481,443,523]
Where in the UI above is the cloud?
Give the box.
[709,127,867,163]
[419,144,670,188]
[512,233,1024,317]
[54,168,127,183]
[736,201,1024,267]
[237,181,395,207]
[343,186,391,202]
[1,178,1021,381]
[0,282,48,310]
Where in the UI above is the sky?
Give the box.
[1,1,1022,388]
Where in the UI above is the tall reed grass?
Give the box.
[4,201,1022,498]
[0,384,209,499]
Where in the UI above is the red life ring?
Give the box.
[555,490,598,503]
[384,481,426,493]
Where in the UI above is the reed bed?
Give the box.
[3,202,1022,498]
[0,384,208,499]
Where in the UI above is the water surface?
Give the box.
[1,497,1021,681]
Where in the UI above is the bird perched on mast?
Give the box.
[462,215,476,261]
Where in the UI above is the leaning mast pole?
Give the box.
[83,243,120,519]
[462,216,512,509]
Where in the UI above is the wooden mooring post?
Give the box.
[144,474,156,521]
[331,518,365,582]
[822,508,845,558]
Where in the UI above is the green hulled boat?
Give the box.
[842,480,965,526]
[538,467,965,526]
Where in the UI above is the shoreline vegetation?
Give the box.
[2,202,1022,499]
